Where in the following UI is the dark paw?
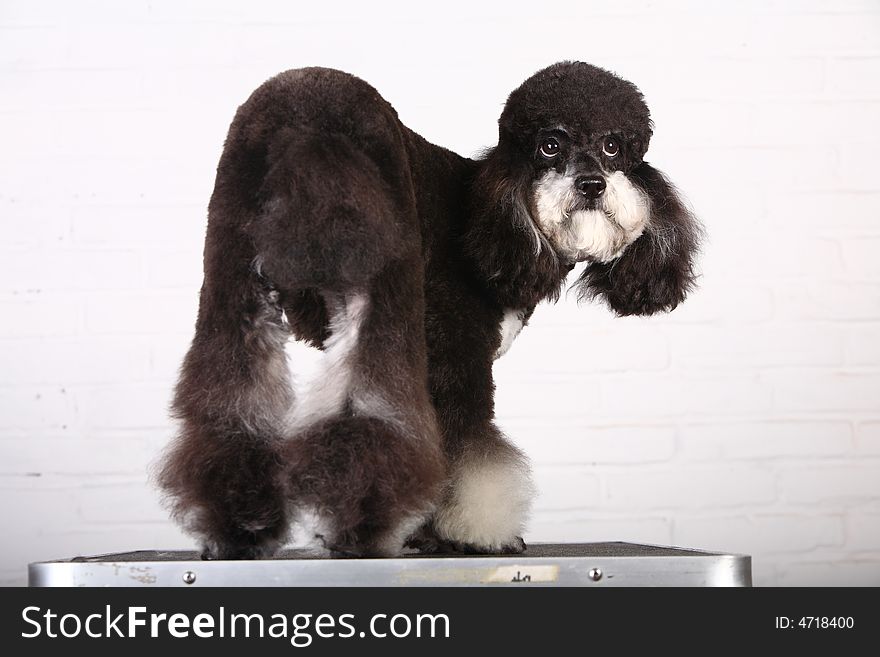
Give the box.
[404,531,444,554]
[500,536,527,554]
[404,525,461,554]
[459,536,526,555]
[406,530,527,556]
[200,535,281,561]
[327,546,370,558]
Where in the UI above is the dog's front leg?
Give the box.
[413,307,534,555]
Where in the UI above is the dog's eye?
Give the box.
[540,137,560,158]
[602,136,620,157]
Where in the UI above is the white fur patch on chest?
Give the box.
[494,308,526,360]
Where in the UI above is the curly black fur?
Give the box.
[158,61,702,559]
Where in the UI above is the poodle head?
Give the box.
[484,61,702,316]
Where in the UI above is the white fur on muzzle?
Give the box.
[531,169,650,262]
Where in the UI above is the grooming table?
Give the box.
[29,542,751,587]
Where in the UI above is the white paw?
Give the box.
[432,452,535,552]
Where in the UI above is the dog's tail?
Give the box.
[247,129,407,293]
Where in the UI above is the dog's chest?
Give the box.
[494,308,526,359]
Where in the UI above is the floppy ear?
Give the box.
[575,162,702,316]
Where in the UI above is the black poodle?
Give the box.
[159,61,701,559]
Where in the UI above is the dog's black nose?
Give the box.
[575,176,606,199]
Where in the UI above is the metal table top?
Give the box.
[29,542,752,587]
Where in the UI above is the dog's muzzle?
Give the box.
[531,169,650,263]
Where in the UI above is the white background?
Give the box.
[1,0,879,586]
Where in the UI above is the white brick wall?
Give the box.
[1,0,878,586]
